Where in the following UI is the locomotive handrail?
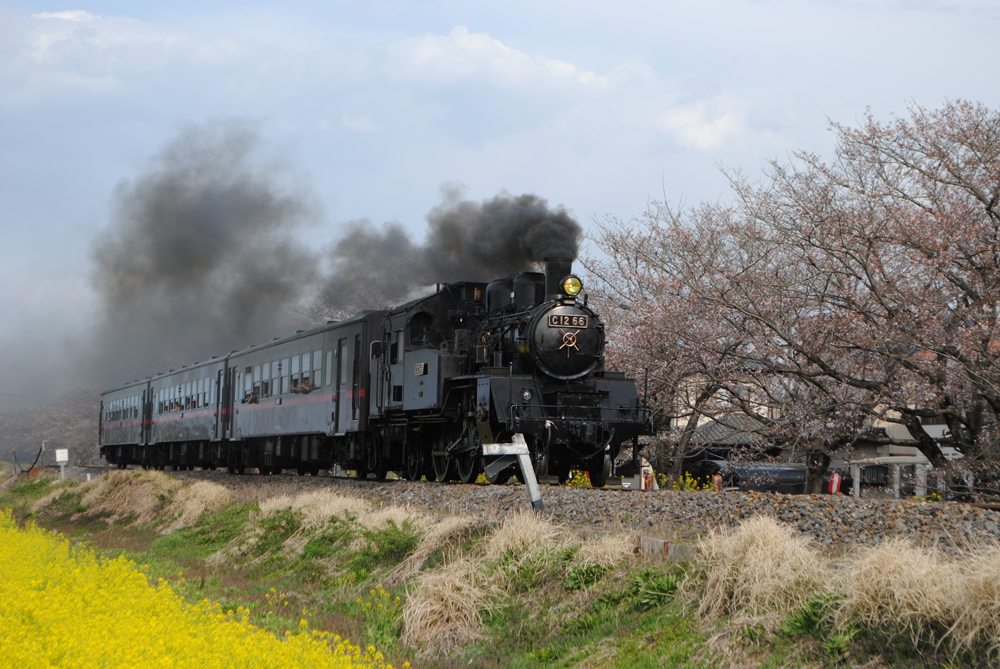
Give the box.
[508,403,650,422]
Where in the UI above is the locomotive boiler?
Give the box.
[99,259,651,487]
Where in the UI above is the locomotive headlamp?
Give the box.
[562,275,583,296]
[522,389,532,402]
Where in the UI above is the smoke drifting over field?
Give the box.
[86,121,582,385]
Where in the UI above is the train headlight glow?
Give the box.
[562,276,583,296]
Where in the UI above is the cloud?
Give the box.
[2,10,190,107]
[341,114,378,132]
[32,10,96,22]
[660,101,746,150]
[385,25,607,90]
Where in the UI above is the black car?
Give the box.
[684,459,852,495]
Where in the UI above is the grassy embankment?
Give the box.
[3,470,1000,668]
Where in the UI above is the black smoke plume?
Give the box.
[87,119,318,386]
[87,121,582,384]
[311,187,583,319]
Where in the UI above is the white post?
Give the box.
[890,464,900,498]
[55,449,69,480]
[851,464,861,498]
[483,434,543,512]
[915,464,928,499]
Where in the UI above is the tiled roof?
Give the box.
[690,414,767,446]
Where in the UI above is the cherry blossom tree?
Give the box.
[590,101,1000,493]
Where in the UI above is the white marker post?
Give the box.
[482,433,543,512]
[55,449,69,480]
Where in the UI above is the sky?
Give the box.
[1,0,998,411]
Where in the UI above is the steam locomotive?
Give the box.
[99,259,651,487]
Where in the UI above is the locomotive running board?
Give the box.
[482,434,543,512]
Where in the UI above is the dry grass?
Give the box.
[573,532,637,570]
[401,555,498,655]
[256,490,424,531]
[30,484,78,513]
[77,470,181,525]
[363,505,425,531]
[159,481,234,534]
[959,545,1000,652]
[481,510,565,563]
[0,471,21,493]
[387,515,479,586]
[257,494,297,517]
[695,516,828,619]
[836,537,961,645]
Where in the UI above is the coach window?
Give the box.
[290,355,300,392]
[312,350,322,387]
[261,363,271,398]
[280,358,289,394]
[338,339,348,389]
[326,351,333,387]
[300,354,312,392]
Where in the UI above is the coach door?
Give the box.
[214,369,224,440]
[141,389,150,446]
[221,366,235,440]
[334,338,347,433]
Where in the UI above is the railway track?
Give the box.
[165,468,1000,553]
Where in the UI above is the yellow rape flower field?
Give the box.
[0,510,398,669]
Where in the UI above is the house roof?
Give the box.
[689,414,767,446]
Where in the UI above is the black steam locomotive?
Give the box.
[99,259,651,487]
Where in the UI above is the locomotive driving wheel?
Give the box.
[456,452,483,484]
[404,445,425,481]
[432,430,458,482]
[432,453,456,482]
[454,421,483,484]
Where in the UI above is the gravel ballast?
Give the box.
[168,469,1000,554]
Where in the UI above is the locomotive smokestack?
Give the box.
[544,258,573,301]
